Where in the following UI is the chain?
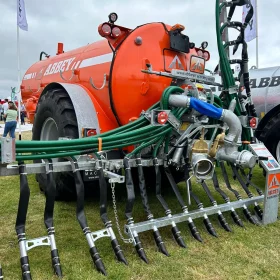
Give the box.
[110,183,133,243]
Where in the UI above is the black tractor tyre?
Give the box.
[258,113,280,162]
[32,88,79,201]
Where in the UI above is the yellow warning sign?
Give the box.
[267,173,280,197]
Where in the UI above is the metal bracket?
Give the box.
[150,110,181,130]
[104,170,125,183]
[1,137,15,164]
[249,143,280,225]
[124,195,264,235]
[59,69,75,81]
[89,74,107,90]
[28,84,41,94]
[91,229,110,242]
[26,236,51,251]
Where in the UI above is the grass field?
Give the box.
[0,130,280,280]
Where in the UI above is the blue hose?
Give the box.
[190,97,223,119]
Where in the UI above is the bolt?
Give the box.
[135,36,142,45]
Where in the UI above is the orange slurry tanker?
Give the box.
[3,5,274,277]
[21,16,210,135]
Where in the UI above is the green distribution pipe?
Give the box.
[16,126,171,153]
[152,136,166,158]
[126,129,171,158]
[16,129,172,161]
[14,124,163,148]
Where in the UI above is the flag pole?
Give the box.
[17,24,22,140]
[255,0,259,68]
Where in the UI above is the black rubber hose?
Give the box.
[73,161,88,229]
[15,163,30,235]
[154,160,169,212]
[212,171,230,202]
[44,161,56,229]
[97,161,109,224]
[220,161,242,200]
[123,158,135,220]
[164,167,186,208]
[136,158,152,217]
[201,181,216,205]
[136,157,169,257]
[213,170,243,227]
[230,164,253,198]
[153,159,186,248]
[239,169,263,195]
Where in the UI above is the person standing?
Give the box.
[2,99,9,123]
[0,102,3,121]
[2,101,18,139]
[20,104,26,125]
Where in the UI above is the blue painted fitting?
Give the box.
[189,97,223,119]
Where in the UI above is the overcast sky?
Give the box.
[0,0,279,99]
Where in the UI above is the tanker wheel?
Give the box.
[32,88,79,201]
[258,113,280,162]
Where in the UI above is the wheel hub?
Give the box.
[40,117,59,141]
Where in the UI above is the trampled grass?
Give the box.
[0,130,280,279]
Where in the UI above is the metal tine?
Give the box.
[230,164,263,221]
[212,170,244,228]
[44,159,63,278]
[182,159,217,238]
[188,184,218,238]
[124,158,148,263]
[96,159,129,264]
[165,165,203,242]
[68,158,107,275]
[153,158,187,248]
[16,162,32,280]
[239,168,264,219]
[240,168,263,195]
[219,161,257,225]
[200,180,232,232]
[136,156,170,257]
